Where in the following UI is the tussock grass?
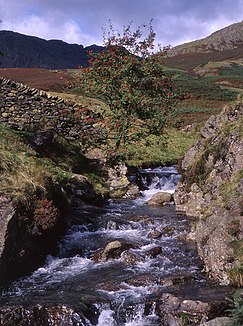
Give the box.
[125,128,198,167]
[0,125,52,199]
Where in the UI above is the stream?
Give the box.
[0,167,232,325]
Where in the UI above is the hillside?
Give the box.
[175,101,243,285]
[165,21,243,71]
[0,30,103,69]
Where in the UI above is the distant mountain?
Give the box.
[0,30,104,69]
[0,21,242,71]
[165,21,243,71]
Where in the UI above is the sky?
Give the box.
[0,0,242,48]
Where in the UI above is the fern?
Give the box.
[227,290,243,326]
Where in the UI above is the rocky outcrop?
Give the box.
[169,21,243,56]
[0,189,68,284]
[174,102,243,284]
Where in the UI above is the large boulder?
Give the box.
[147,192,173,206]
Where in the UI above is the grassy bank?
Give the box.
[0,124,109,203]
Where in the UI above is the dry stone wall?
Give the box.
[0,77,84,138]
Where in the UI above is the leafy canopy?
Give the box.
[75,21,177,156]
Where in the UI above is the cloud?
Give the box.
[0,0,242,46]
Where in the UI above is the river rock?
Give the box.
[159,275,195,286]
[160,226,175,237]
[130,214,151,223]
[124,184,140,198]
[92,240,134,262]
[126,274,159,287]
[147,192,172,206]
[148,229,162,239]
[122,250,144,265]
[145,246,162,258]
[106,220,118,230]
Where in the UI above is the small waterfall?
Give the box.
[130,166,180,203]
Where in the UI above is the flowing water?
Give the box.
[0,167,215,325]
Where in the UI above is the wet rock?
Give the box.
[159,275,195,286]
[106,220,118,230]
[126,274,159,287]
[124,184,140,198]
[122,250,144,265]
[160,226,175,237]
[145,246,162,258]
[129,215,150,222]
[98,282,125,292]
[92,240,134,262]
[148,229,162,239]
[0,304,92,326]
[147,192,172,206]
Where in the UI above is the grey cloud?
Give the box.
[0,0,242,46]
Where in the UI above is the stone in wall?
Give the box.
[0,77,89,139]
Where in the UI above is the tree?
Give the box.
[75,21,177,156]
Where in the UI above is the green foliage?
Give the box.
[173,73,237,101]
[219,65,243,78]
[75,21,177,155]
[227,290,243,325]
[125,128,197,167]
[0,124,109,201]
